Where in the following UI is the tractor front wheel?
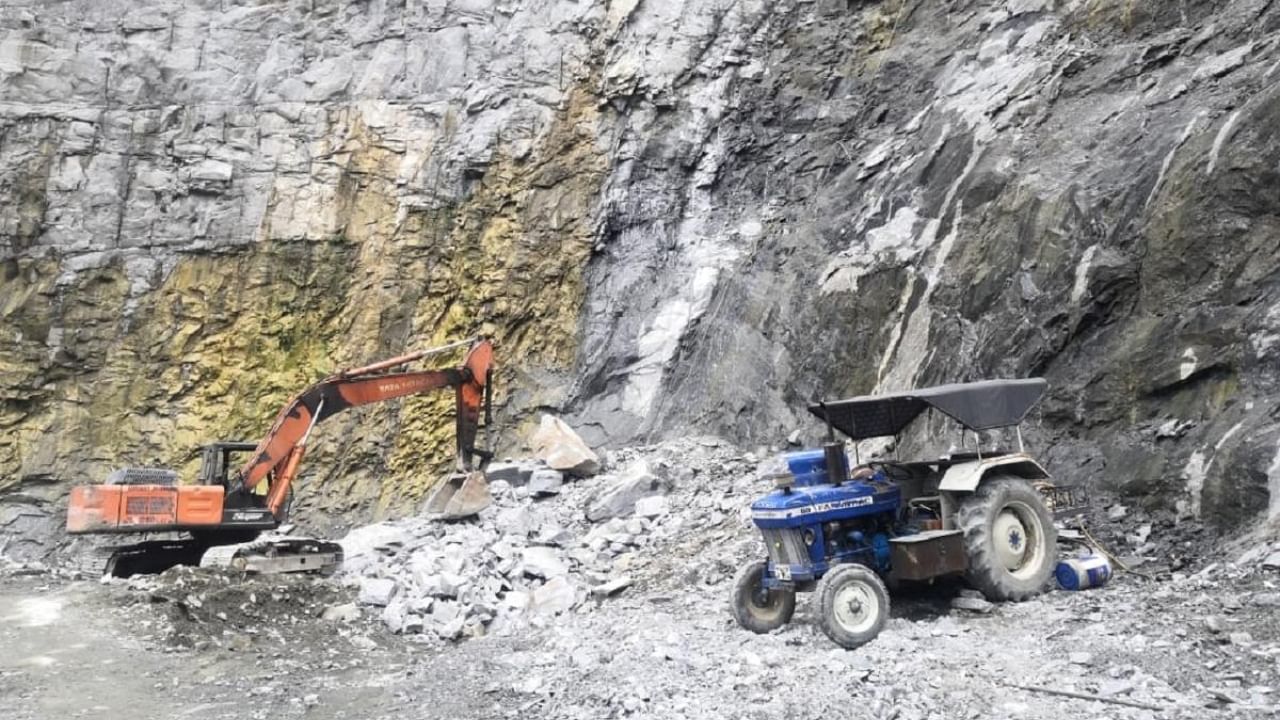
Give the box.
[730,560,796,633]
[813,564,890,649]
[957,476,1057,601]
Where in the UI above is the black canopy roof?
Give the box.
[808,378,1047,440]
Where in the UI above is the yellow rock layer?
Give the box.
[0,85,605,528]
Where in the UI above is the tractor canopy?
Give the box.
[808,378,1047,441]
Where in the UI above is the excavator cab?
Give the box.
[199,441,281,532]
[197,442,258,489]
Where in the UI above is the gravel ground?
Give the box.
[3,438,1279,719]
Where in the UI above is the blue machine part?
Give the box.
[757,510,897,586]
[752,446,903,588]
[783,449,830,487]
[840,531,891,572]
[750,479,901,530]
[871,532,891,571]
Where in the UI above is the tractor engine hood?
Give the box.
[750,481,900,530]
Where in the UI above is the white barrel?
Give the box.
[1055,554,1111,591]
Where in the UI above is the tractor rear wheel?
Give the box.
[730,560,795,633]
[957,476,1057,601]
[813,564,890,649]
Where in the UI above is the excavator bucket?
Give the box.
[422,470,492,520]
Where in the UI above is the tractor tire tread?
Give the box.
[957,475,1057,602]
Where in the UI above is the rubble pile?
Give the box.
[490,531,1280,720]
[337,432,766,639]
[1050,493,1230,587]
[317,422,1280,716]
[107,565,359,651]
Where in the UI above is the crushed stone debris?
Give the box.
[8,438,1280,719]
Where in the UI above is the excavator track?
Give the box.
[69,544,118,579]
[199,535,343,576]
[83,535,342,579]
[101,538,212,578]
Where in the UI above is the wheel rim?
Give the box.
[992,500,1045,579]
[746,569,784,620]
[832,579,880,634]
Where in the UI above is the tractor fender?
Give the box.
[938,453,1050,493]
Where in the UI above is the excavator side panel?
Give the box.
[67,485,125,533]
[120,486,180,528]
[176,486,225,525]
[67,485,223,533]
[66,484,177,532]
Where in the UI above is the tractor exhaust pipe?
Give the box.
[823,442,849,486]
[818,402,850,485]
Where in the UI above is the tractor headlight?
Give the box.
[802,528,816,546]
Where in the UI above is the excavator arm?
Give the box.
[234,338,494,518]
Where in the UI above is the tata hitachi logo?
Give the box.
[377,379,421,394]
[230,511,270,522]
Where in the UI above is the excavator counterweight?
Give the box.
[65,338,496,578]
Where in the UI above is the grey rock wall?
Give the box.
[565,0,1280,528]
[1,0,586,267]
[2,0,1278,532]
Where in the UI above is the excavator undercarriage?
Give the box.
[198,535,344,575]
[66,338,495,579]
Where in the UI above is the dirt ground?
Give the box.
[0,572,525,720]
[2,546,1277,720]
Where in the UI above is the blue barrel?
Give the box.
[1055,554,1112,591]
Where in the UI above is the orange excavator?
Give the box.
[66,338,495,577]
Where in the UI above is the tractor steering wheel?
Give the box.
[868,461,912,482]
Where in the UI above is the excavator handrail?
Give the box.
[338,336,480,378]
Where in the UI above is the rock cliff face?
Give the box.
[2,0,1278,538]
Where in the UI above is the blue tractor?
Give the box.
[732,379,1079,649]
